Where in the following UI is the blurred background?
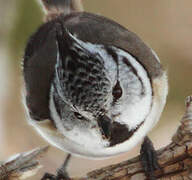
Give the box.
[0,0,192,179]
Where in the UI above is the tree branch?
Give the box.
[0,146,49,180]
[1,96,192,179]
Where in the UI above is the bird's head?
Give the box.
[49,23,120,147]
[49,22,153,148]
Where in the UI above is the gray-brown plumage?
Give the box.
[23,12,163,121]
[23,1,168,179]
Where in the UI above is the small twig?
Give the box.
[0,146,49,180]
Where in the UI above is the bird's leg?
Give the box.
[140,136,160,180]
[56,154,71,179]
[41,173,57,180]
[41,154,72,180]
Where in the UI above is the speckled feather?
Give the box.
[55,24,111,114]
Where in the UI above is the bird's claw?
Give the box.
[140,137,160,180]
[41,172,70,180]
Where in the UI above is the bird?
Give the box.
[22,0,168,179]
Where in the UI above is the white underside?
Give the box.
[25,71,168,159]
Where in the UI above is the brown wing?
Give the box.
[23,21,57,120]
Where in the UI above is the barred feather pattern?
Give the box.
[54,30,111,115]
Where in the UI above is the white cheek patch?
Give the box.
[110,48,152,130]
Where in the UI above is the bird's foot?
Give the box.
[41,154,71,180]
[41,173,57,180]
[41,173,70,180]
[140,137,160,180]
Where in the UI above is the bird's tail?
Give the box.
[39,0,83,21]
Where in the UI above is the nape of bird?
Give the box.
[23,0,168,179]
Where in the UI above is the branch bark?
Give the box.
[0,146,49,180]
[1,96,192,180]
[71,0,84,12]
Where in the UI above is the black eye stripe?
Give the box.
[112,80,122,102]
[98,115,112,140]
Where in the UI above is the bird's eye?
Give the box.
[112,80,122,102]
[74,112,84,119]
